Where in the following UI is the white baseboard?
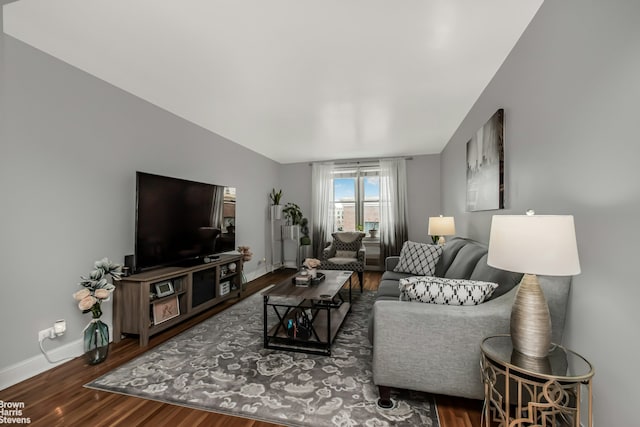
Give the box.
[1,269,273,392]
[244,268,270,283]
[0,338,83,391]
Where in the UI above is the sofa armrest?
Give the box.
[372,289,516,400]
[385,256,400,271]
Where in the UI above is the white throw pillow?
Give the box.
[393,241,443,276]
[399,276,498,305]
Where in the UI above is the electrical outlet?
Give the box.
[258,257,266,265]
[53,319,66,336]
[38,327,54,342]
[38,319,66,342]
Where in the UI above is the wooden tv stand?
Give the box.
[113,254,243,346]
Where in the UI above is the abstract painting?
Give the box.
[466,109,504,211]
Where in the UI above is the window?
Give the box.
[332,167,379,233]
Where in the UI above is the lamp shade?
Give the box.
[487,215,580,276]
[428,216,456,236]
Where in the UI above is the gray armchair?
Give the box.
[320,232,366,292]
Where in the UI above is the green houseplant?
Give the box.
[300,217,311,246]
[270,189,283,220]
[269,188,283,205]
[283,203,312,249]
[282,202,303,225]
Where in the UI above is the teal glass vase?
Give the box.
[84,318,109,365]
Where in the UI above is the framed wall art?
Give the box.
[466,109,505,211]
[153,296,180,325]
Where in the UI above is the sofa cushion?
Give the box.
[393,241,443,276]
[433,238,468,277]
[381,270,415,282]
[442,244,487,279]
[399,276,498,305]
[469,254,523,300]
[377,279,404,299]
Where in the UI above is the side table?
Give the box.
[480,334,594,427]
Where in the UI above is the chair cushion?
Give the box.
[399,276,498,305]
[327,257,357,265]
[393,241,443,276]
[335,250,357,258]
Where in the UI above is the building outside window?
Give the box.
[332,166,379,233]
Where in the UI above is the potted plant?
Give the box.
[282,203,312,256]
[282,202,303,226]
[270,188,283,220]
[300,218,311,244]
[299,217,313,260]
[369,225,378,238]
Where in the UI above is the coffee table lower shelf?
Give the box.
[264,299,351,356]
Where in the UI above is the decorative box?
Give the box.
[311,272,326,285]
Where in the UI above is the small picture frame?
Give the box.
[153,296,180,325]
[154,280,174,298]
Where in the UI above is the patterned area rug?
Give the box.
[86,288,439,427]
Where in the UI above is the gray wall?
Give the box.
[440,1,640,424]
[407,155,440,243]
[0,30,440,384]
[0,34,280,378]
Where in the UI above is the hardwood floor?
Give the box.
[0,271,483,427]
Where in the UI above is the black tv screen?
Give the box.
[135,172,236,272]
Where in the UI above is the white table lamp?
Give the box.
[428,215,456,245]
[488,211,580,358]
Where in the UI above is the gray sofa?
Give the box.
[369,237,572,404]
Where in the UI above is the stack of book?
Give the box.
[294,273,311,287]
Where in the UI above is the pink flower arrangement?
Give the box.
[303,258,321,269]
[238,246,253,262]
[73,258,122,319]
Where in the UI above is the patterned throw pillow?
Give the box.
[399,276,498,305]
[393,241,443,276]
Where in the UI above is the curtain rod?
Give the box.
[309,156,413,166]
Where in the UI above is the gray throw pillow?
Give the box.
[393,241,443,276]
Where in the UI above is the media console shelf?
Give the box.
[113,254,243,346]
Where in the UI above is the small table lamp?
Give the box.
[428,215,455,245]
[487,211,580,358]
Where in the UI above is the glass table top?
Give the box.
[481,334,594,380]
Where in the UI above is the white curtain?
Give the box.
[379,158,408,258]
[311,163,334,258]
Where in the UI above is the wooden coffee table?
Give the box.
[262,270,354,355]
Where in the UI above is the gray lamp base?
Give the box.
[510,273,552,358]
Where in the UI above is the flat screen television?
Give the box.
[134,172,236,273]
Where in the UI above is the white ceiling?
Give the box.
[3,0,542,164]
